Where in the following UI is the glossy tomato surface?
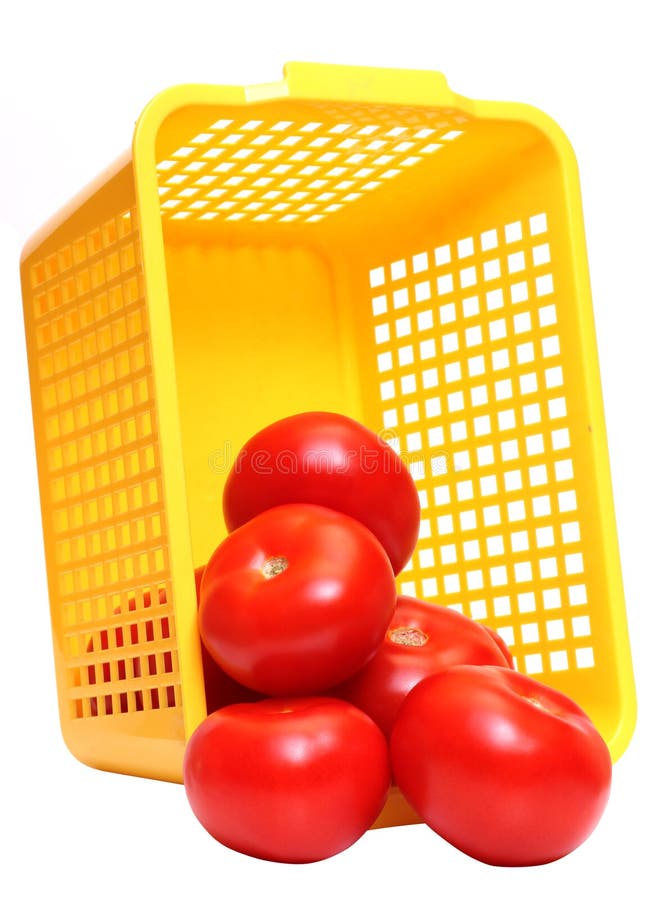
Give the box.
[199,503,397,696]
[391,665,612,867]
[223,411,420,573]
[333,596,513,739]
[183,697,391,863]
[193,566,264,712]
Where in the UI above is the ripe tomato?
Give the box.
[223,411,420,573]
[199,503,397,696]
[183,697,391,863]
[193,566,264,712]
[391,666,612,866]
[333,596,513,739]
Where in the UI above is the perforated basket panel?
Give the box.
[22,164,185,780]
[365,214,596,670]
[155,101,469,226]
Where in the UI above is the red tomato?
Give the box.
[199,503,397,696]
[223,411,420,573]
[183,697,391,863]
[333,596,513,739]
[194,566,264,712]
[391,666,612,866]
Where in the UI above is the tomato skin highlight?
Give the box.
[333,596,513,739]
[183,697,391,863]
[199,504,397,696]
[222,411,420,574]
[390,665,612,867]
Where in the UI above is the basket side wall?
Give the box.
[328,125,630,752]
[21,160,187,781]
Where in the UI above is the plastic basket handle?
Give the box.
[245,61,455,108]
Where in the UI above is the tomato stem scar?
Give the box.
[526,696,546,711]
[262,556,289,579]
[389,627,429,646]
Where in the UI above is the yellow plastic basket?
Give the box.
[20,62,635,828]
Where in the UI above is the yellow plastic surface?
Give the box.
[21,62,635,825]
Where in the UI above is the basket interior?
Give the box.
[154,96,624,747]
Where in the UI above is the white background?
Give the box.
[1,2,667,897]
